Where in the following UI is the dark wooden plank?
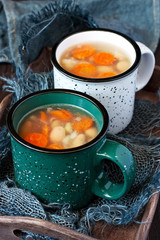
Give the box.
[0,216,96,240]
[136,193,159,240]
[148,197,160,240]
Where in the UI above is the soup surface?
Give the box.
[18,105,99,149]
[59,42,132,78]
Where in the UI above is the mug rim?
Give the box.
[51,28,141,83]
[7,89,109,154]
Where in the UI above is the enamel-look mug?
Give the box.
[51,29,155,134]
[7,89,136,209]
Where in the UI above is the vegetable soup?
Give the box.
[60,42,132,78]
[18,105,99,149]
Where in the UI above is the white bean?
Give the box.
[65,122,72,134]
[62,58,78,71]
[72,134,86,148]
[29,115,37,121]
[50,126,65,143]
[70,131,77,139]
[117,59,131,72]
[114,52,125,60]
[85,127,98,139]
[51,120,61,129]
[46,107,53,113]
[62,135,72,148]
[97,65,113,74]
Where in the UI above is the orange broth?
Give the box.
[60,42,132,78]
[18,105,99,149]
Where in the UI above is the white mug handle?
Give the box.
[135,42,155,92]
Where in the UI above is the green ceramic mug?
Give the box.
[7,89,136,209]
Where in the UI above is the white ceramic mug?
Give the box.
[51,29,155,134]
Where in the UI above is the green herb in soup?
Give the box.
[18,105,99,149]
[60,42,131,78]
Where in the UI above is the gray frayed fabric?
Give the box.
[0,0,49,64]
[20,0,97,63]
[0,0,97,65]
[0,0,159,239]
[0,180,47,219]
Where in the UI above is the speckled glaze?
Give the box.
[7,89,136,209]
[51,29,155,134]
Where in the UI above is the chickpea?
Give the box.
[50,126,65,143]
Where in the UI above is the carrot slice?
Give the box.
[24,132,48,148]
[96,72,117,78]
[40,111,47,122]
[73,63,96,78]
[50,109,73,122]
[72,117,93,132]
[93,52,115,65]
[42,124,49,136]
[46,143,64,149]
[72,45,95,59]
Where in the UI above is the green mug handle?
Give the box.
[92,139,136,200]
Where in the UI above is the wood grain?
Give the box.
[0,216,96,240]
